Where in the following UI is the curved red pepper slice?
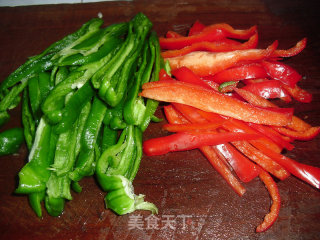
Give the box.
[272,38,307,58]
[188,20,206,36]
[209,63,267,84]
[166,31,183,38]
[166,41,278,77]
[257,144,320,189]
[281,83,312,103]
[140,79,292,126]
[163,105,190,124]
[200,145,246,196]
[242,80,292,102]
[160,23,257,50]
[262,61,302,87]
[233,87,311,132]
[247,122,294,150]
[214,143,260,182]
[162,122,223,132]
[161,33,258,58]
[272,126,320,141]
[231,140,290,180]
[167,103,246,196]
[143,131,260,156]
[256,169,281,232]
[172,66,213,89]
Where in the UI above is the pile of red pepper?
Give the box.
[139,20,320,232]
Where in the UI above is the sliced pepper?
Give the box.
[140,79,292,126]
[262,61,302,88]
[165,104,246,196]
[161,33,258,58]
[256,169,281,232]
[242,80,292,102]
[188,20,206,36]
[143,131,260,156]
[209,63,268,84]
[160,23,256,50]
[166,41,277,77]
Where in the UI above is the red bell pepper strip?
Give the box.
[161,33,259,58]
[231,140,290,180]
[167,103,246,196]
[163,105,190,124]
[256,144,320,189]
[214,143,260,182]
[272,126,320,141]
[242,80,292,102]
[281,83,312,103]
[162,122,223,132]
[143,131,260,156]
[209,63,267,84]
[166,41,278,77]
[200,145,246,196]
[140,79,292,126]
[160,23,257,50]
[166,31,183,38]
[247,122,294,150]
[233,87,311,132]
[188,20,206,36]
[272,38,307,58]
[262,61,302,88]
[159,68,173,81]
[172,66,213,89]
[256,169,281,232]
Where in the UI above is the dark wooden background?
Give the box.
[0,0,320,239]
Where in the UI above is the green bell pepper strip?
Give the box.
[0,127,24,156]
[104,175,158,215]
[105,125,136,178]
[123,41,149,125]
[54,66,69,85]
[45,196,65,217]
[108,96,127,130]
[96,128,157,215]
[127,126,143,181]
[51,19,104,62]
[28,75,41,119]
[28,191,45,218]
[54,22,127,64]
[50,125,79,176]
[50,101,91,176]
[0,53,55,97]
[46,173,72,200]
[99,14,153,107]
[21,89,36,150]
[30,18,104,62]
[42,46,118,124]
[71,181,82,193]
[0,111,9,127]
[0,77,28,112]
[58,37,123,67]
[15,118,57,194]
[69,97,107,181]
[101,124,118,152]
[91,22,135,90]
[139,32,162,132]
[54,81,94,134]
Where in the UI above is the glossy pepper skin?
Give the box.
[0,127,24,156]
[96,126,158,215]
[0,18,104,125]
[16,118,57,194]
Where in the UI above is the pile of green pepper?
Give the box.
[0,13,160,217]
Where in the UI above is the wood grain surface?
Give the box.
[0,0,319,239]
